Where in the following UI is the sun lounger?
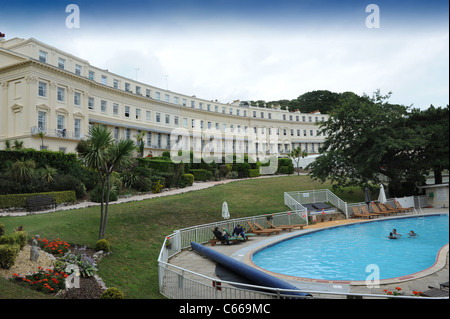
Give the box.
[351,206,373,219]
[393,199,413,213]
[209,228,240,246]
[370,203,392,216]
[361,205,381,217]
[224,228,247,241]
[266,220,294,232]
[385,203,409,213]
[254,222,281,235]
[247,221,278,236]
[378,203,400,215]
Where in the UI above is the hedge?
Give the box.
[0,190,76,209]
[0,231,28,250]
[189,169,209,182]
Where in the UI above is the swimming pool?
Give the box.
[251,214,449,282]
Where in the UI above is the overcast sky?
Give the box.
[1,0,448,109]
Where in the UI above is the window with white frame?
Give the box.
[74,118,81,138]
[88,97,94,110]
[57,87,65,102]
[38,111,46,131]
[88,71,95,80]
[75,65,82,76]
[125,106,130,118]
[156,112,161,123]
[74,92,81,106]
[39,50,47,63]
[146,110,151,121]
[165,114,170,124]
[38,81,47,97]
[101,100,107,113]
[58,58,65,70]
[113,103,119,115]
[57,115,65,135]
[101,75,107,85]
[136,108,141,120]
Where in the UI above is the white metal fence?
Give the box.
[158,193,446,299]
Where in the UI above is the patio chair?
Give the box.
[254,222,281,235]
[223,228,247,242]
[209,228,240,246]
[361,205,381,217]
[385,203,409,213]
[378,203,400,215]
[246,221,278,236]
[351,206,373,219]
[370,203,392,216]
[393,199,413,213]
[266,220,294,232]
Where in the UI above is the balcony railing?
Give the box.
[31,127,84,140]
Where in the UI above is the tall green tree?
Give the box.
[407,105,449,184]
[308,90,424,196]
[76,125,136,239]
[297,90,341,114]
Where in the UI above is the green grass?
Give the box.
[0,175,367,299]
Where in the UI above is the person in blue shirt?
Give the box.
[232,224,246,241]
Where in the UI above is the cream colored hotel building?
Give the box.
[0,37,328,159]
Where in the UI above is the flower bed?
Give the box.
[12,267,68,294]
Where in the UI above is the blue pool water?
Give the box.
[252,214,449,281]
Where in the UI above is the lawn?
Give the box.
[0,175,367,299]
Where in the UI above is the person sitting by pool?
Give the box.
[408,230,418,237]
[392,229,402,237]
[388,232,399,239]
[232,224,246,240]
[213,227,230,245]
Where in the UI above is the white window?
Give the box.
[155,92,160,100]
[75,64,82,75]
[88,97,94,110]
[136,108,141,120]
[146,110,151,121]
[136,86,141,95]
[125,83,130,92]
[183,99,187,106]
[39,50,47,63]
[101,100,107,113]
[38,81,47,97]
[165,114,170,124]
[57,87,65,102]
[74,92,81,106]
[174,116,179,125]
[57,115,65,132]
[191,100,195,108]
[101,75,107,85]
[88,71,95,80]
[156,113,161,123]
[174,96,179,104]
[146,89,151,98]
[183,118,187,127]
[113,103,119,115]
[74,118,81,138]
[58,58,65,70]
[113,79,119,89]
[125,106,130,118]
[165,94,170,102]
[38,111,46,131]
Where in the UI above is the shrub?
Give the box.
[181,174,194,187]
[0,224,5,237]
[90,185,118,203]
[249,168,260,178]
[277,158,294,174]
[151,180,164,193]
[100,287,124,299]
[51,174,86,199]
[132,177,152,192]
[189,169,208,181]
[95,239,111,252]
[0,244,20,269]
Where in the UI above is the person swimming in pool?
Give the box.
[388,232,399,239]
[392,229,402,237]
[408,230,418,237]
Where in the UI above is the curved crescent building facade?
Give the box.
[0,37,328,159]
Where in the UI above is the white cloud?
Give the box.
[37,20,448,108]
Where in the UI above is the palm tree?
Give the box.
[76,125,135,239]
[6,158,36,182]
[136,131,146,157]
[36,131,46,149]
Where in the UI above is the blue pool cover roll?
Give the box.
[190,241,310,297]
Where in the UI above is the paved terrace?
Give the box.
[168,208,449,298]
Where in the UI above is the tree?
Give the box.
[407,105,449,184]
[289,147,307,175]
[308,90,424,196]
[76,125,136,239]
[297,90,341,114]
